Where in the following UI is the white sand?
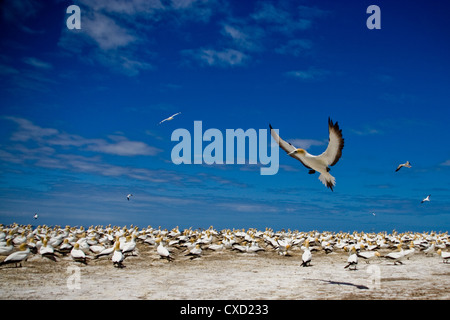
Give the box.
[1,243,449,300]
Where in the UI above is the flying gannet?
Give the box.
[421,195,431,204]
[395,161,411,172]
[158,112,181,125]
[270,117,344,191]
[127,194,133,201]
[33,213,38,219]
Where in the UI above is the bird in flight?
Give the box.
[33,213,38,219]
[395,161,412,172]
[127,194,133,201]
[158,112,181,125]
[421,194,431,204]
[270,117,344,191]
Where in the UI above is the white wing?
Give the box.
[269,124,312,169]
[316,118,344,167]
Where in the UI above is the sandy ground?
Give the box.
[0,243,449,300]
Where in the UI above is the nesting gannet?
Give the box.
[206,241,224,251]
[39,238,58,262]
[122,235,137,256]
[95,246,114,259]
[437,249,450,263]
[186,244,202,259]
[385,244,406,265]
[270,117,344,191]
[395,161,411,172]
[156,238,174,261]
[0,239,14,256]
[300,241,312,267]
[127,194,133,201]
[57,239,73,255]
[71,243,87,264]
[344,246,358,270]
[357,250,381,264]
[423,242,435,256]
[421,195,431,204]
[402,243,415,260]
[111,241,125,268]
[0,243,30,267]
[158,112,181,125]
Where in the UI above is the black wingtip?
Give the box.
[269,123,273,130]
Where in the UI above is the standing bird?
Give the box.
[0,243,31,267]
[344,246,358,270]
[300,240,312,267]
[156,237,174,261]
[127,194,133,201]
[70,243,87,264]
[395,161,412,172]
[437,249,450,263]
[421,195,431,204]
[111,241,125,268]
[270,118,344,191]
[158,112,181,125]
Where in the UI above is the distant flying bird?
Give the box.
[421,194,431,204]
[270,117,344,191]
[33,213,38,219]
[158,112,181,125]
[127,194,133,201]
[372,212,376,216]
[395,161,412,172]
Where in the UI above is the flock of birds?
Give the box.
[0,224,449,270]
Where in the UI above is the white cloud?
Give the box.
[81,12,138,50]
[22,57,53,70]
[285,67,330,81]
[275,39,313,56]
[287,138,326,149]
[441,160,450,166]
[4,116,161,157]
[185,48,248,67]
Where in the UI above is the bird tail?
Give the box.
[318,172,336,191]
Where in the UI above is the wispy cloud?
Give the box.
[275,39,313,56]
[285,67,330,81]
[183,48,248,67]
[441,160,450,166]
[349,126,382,136]
[4,116,161,156]
[22,57,53,70]
[287,138,325,149]
[183,2,329,68]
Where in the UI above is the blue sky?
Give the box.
[1,0,449,232]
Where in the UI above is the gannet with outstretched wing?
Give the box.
[158,112,181,125]
[395,161,411,172]
[270,117,344,191]
[421,194,431,204]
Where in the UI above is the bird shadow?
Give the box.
[305,278,369,290]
